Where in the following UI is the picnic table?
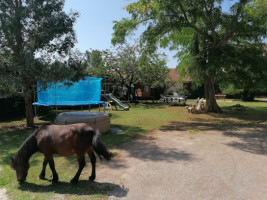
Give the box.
[162,95,186,104]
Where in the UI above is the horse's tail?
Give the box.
[92,129,113,161]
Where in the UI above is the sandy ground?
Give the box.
[0,166,8,200]
[0,188,7,200]
[0,137,7,200]
[95,128,267,200]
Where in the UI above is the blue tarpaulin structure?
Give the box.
[33,77,104,106]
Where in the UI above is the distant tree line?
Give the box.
[84,44,169,101]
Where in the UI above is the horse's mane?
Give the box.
[14,126,44,166]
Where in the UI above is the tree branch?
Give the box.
[177,0,213,42]
[204,1,217,44]
[216,0,250,48]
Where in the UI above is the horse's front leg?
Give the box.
[46,155,59,183]
[88,150,96,181]
[39,157,48,180]
[70,155,85,184]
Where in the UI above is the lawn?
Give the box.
[0,99,267,200]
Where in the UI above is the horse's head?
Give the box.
[10,157,29,183]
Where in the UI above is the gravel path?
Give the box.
[96,128,267,200]
[0,149,8,200]
[0,188,7,200]
[0,166,8,200]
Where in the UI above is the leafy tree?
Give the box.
[84,50,103,71]
[112,0,267,112]
[85,44,169,100]
[218,44,267,100]
[138,53,169,90]
[0,0,84,127]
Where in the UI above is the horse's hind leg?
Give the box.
[39,157,48,180]
[88,149,96,181]
[70,155,85,184]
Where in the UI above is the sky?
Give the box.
[63,0,178,68]
[63,0,266,68]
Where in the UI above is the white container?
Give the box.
[54,112,110,134]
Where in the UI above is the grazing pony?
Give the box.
[10,123,113,184]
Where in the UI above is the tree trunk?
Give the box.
[23,80,34,127]
[242,89,255,101]
[126,85,131,102]
[204,75,222,113]
[24,94,34,127]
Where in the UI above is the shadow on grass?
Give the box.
[0,116,25,123]
[127,102,167,110]
[215,106,267,123]
[0,129,35,167]
[102,124,146,147]
[18,180,128,197]
[141,102,167,109]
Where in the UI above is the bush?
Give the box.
[0,97,25,120]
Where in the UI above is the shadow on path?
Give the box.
[18,180,128,198]
[159,115,267,156]
[223,130,267,155]
[105,133,195,171]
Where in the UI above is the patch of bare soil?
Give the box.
[94,125,267,200]
[0,188,8,200]
[0,164,8,200]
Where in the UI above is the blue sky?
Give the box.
[64,0,265,68]
[64,0,130,51]
[64,0,178,68]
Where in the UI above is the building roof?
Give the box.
[168,68,191,83]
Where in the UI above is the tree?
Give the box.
[0,0,84,126]
[84,50,103,70]
[112,0,267,112]
[85,44,169,100]
[218,43,267,101]
[138,53,169,91]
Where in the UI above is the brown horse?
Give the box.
[10,123,113,184]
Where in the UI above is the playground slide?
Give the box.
[106,93,129,111]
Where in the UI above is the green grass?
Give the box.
[1,99,267,200]
[103,102,184,146]
[0,102,183,200]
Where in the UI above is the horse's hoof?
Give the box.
[70,179,78,184]
[39,174,45,180]
[89,175,95,181]
[51,178,58,183]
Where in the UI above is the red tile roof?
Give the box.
[168,68,191,83]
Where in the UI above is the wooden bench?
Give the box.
[215,93,226,100]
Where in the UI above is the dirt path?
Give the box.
[0,137,8,200]
[0,188,7,200]
[0,165,8,200]
[96,128,267,200]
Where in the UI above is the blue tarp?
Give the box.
[33,77,104,106]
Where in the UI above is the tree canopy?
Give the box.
[218,44,267,100]
[112,0,267,112]
[0,0,85,126]
[85,44,169,100]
